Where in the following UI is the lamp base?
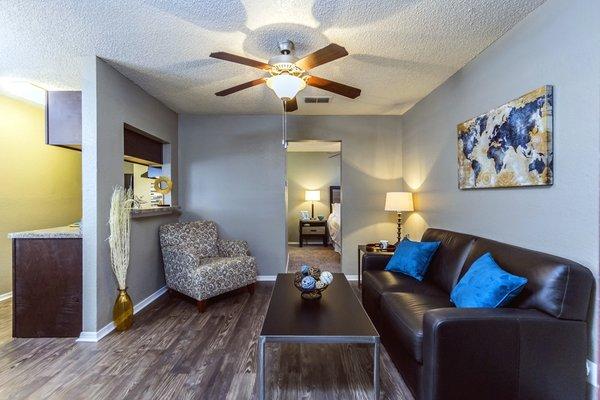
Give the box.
[396,212,403,244]
[311,202,315,219]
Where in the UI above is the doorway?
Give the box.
[285,140,341,273]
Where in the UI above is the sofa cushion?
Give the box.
[381,292,453,362]
[159,220,219,258]
[462,237,594,320]
[422,228,477,294]
[363,270,448,298]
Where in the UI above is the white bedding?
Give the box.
[328,203,342,253]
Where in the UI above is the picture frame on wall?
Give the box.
[457,85,553,189]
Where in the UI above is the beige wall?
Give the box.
[0,95,82,295]
[287,152,340,243]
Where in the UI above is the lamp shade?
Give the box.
[266,74,306,100]
[385,192,414,212]
[305,190,321,201]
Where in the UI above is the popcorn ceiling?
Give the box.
[0,0,545,115]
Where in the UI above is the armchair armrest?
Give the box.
[218,239,249,257]
[362,252,392,271]
[422,308,587,400]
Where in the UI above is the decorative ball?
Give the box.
[294,272,303,285]
[301,265,310,275]
[301,276,316,290]
[315,280,325,290]
[308,266,321,280]
[320,271,334,285]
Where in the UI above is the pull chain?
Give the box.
[282,100,288,148]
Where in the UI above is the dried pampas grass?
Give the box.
[108,186,134,290]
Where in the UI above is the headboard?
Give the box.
[329,185,341,214]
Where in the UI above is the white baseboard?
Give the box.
[0,292,12,302]
[77,286,167,343]
[257,275,277,281]
[345,275,359,281]
[287,242,299,245]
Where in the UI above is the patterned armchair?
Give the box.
[159,220,257,312]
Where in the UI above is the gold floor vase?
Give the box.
[113,288,133,331]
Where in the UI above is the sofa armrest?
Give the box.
[362,253,392,271]
[218,239,249,257]
[421,308,587,400]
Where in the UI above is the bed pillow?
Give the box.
[332,203,341,217]
[451,252,528,308]
[384,238,441,281]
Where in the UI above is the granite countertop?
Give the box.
[8,226,82,239]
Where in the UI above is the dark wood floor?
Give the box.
[0,283,414,399]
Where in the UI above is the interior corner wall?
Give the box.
[399,0,600,376]
[178,115,402,277]
[287,152,340,243]
[82,57,179,332]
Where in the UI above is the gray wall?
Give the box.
[400,0,599,371]
[178,115,402,276]
[287,152,340,243]
[178,115,287,276]
[82,57,179,331]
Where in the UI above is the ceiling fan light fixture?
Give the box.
[266,74,306,101]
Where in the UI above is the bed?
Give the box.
[327,185,341,253]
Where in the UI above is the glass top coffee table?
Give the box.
[258,273,380,399]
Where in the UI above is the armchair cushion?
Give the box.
[218,239,249,257]
[159,220,218,258]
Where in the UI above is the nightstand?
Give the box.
[299,220,328,247]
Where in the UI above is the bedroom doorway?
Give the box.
[285,140,341,273]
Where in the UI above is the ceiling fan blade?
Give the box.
[209,52,271,70]
[306,75,361,99]
[284,97,298,112]
[295,44,349,70]
[215,78,266,96]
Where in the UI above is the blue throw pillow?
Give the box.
[384,238,441,281]
[451,252,528,308]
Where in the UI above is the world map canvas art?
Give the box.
[457,85,553,189]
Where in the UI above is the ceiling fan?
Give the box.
[210,40,361,112]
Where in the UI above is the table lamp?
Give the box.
[305,190,320,219]
[385,192,414,244]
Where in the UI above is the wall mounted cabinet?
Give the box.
[45,91,82,150]
[45,92,165,166]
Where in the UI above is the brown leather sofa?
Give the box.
[362,228,594,400]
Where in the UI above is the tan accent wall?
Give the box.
[0,95,82,295]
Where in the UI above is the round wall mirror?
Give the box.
[154,176,173,194]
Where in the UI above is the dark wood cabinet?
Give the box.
[123,124,164,165]
[45,91,82,150]
[299,220,328,247]
[44,93,165,166]
[12,238,82,337]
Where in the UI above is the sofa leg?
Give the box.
[247,283,256,295]
[196,300,208,313]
